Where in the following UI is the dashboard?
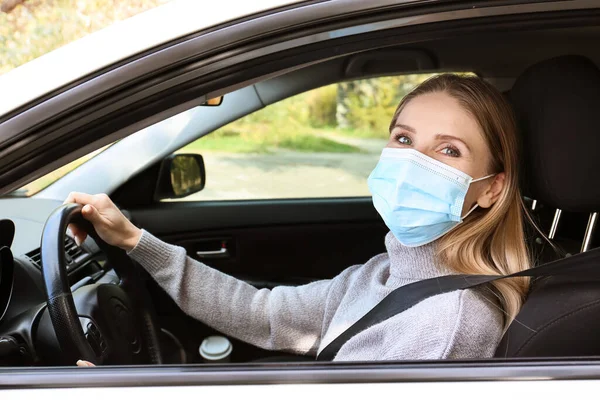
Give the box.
[0,197,114,366]
[0,198,66,256]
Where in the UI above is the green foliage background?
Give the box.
[182,75,436,154]
[0,0,168,74]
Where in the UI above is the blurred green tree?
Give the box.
[0,0,169,75]
[336,74,435,137]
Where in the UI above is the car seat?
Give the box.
[495,55,600,357]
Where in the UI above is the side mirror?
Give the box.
[155,154,206,200]
[202,96,223,106]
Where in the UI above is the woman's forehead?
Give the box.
[396,93,486,146]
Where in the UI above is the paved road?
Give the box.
[176,136,387,202]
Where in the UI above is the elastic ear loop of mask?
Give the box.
[460,174,496,220]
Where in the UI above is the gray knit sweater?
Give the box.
[128,230,503,361]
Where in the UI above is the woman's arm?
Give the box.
[65,192,332,355]
[129,229,331,354]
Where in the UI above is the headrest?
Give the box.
[511,55,600,212]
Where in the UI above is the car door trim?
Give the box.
[3,359,600,388]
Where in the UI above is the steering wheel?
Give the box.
[40,203,163,365]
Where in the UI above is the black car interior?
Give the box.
[495,55,600,357]
[3,22,600,365]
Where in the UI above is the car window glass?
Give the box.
[12,144,113,197]
[168,74,439,202]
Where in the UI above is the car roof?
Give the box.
[0,0,303,118]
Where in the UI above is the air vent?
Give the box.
[64,236,87,265]
[25,236,88,270]
[65,236,82,259]
[26,248,41,270]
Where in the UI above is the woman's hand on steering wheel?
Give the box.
[64,192,142,252]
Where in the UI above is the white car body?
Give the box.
[0,0,301,117]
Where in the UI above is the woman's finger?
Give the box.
[66,192,97,206]
[81,204,102,224]
[76,360,96,367]
[67,224,87,246]
[65,193,99,245]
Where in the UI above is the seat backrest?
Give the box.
[496,272,600,357]
[495,55,600,358]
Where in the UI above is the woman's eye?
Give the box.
[441,146,460,157]
[397,135,412,145]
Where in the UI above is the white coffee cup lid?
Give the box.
[199,336,232,361]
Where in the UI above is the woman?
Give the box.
[68,74,530,363]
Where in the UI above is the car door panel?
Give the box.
[130,198,388,283]
[163,222,387,283]
[131,198,382,233]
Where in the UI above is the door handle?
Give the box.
[196,248,229,259]
[196,241,230,259]
[194,238,233,260]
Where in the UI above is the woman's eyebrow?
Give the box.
[394,123,416,133]
[435,134,472,152]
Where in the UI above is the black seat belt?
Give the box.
[316,245,600,361]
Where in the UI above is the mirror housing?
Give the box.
[154,154,206,200]
[202,96,223,106]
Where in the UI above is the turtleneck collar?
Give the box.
[384,231,452,282]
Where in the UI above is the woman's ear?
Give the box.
[477,172,506,208]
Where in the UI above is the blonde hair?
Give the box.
[390,74,530,330]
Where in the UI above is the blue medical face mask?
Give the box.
[367,148,495,247]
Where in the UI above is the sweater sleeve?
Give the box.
[127,229,332,355]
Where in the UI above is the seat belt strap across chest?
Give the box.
[316,246,600,361]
